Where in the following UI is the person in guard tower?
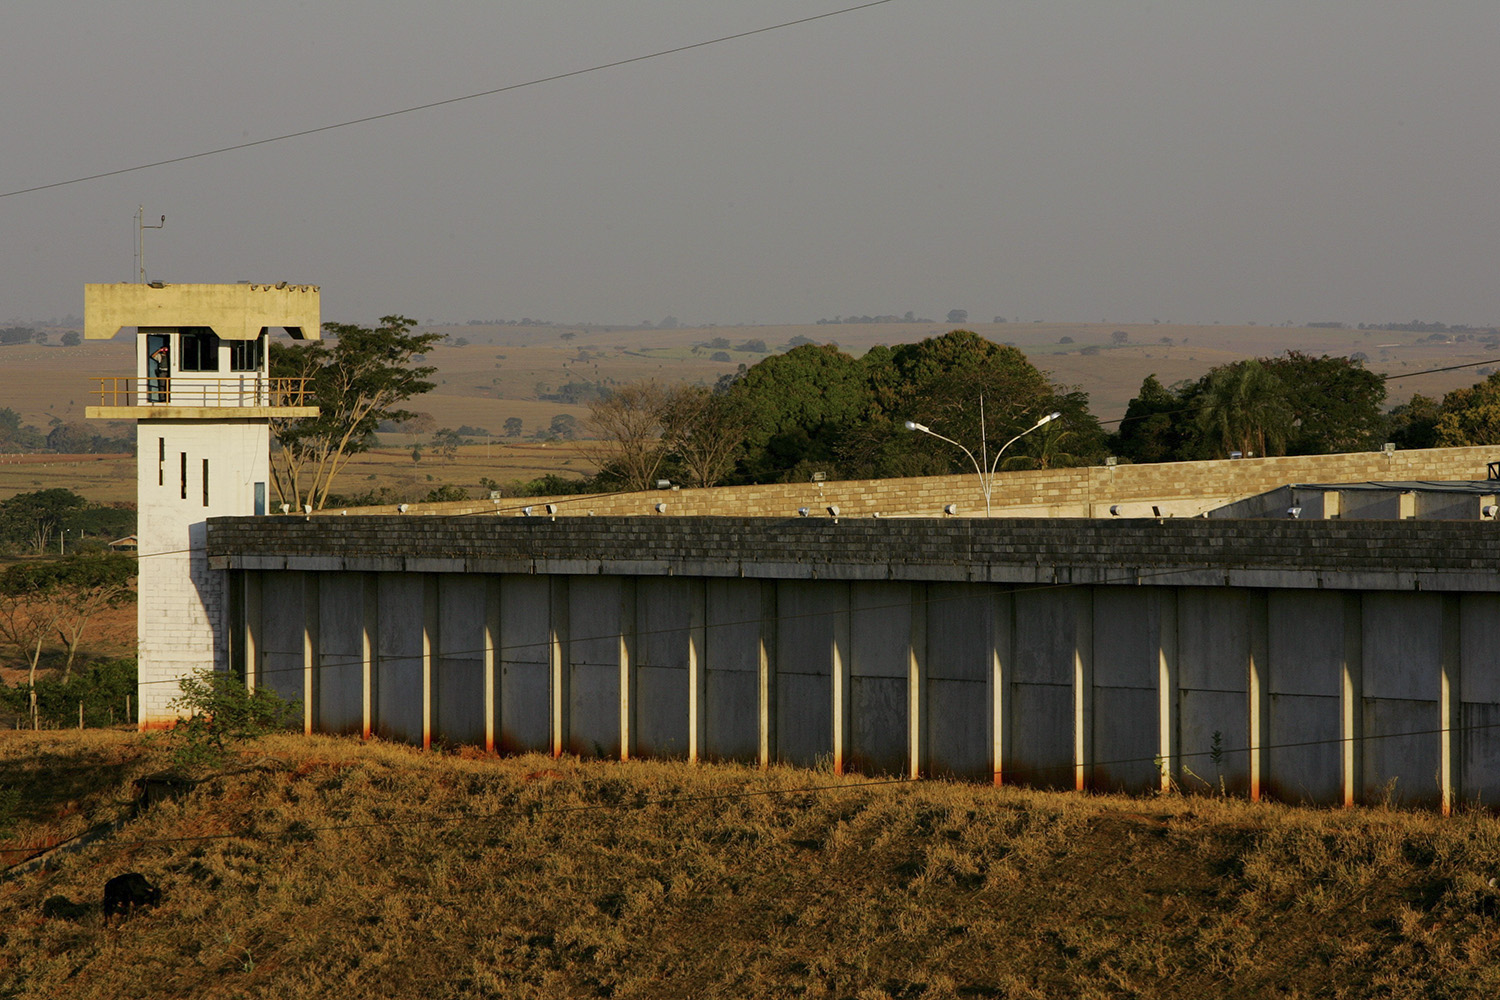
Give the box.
[148,339,169,402]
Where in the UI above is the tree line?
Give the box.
[586,330,1105,490]
[1115,354,1500,463]
[589,337,1500,490]
[260,317,1500,507]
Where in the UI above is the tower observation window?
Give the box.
[179,328,220,371]
[229,333,265,372]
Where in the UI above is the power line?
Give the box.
[0,1,900,201]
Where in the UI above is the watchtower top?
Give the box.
[85,282,320,341]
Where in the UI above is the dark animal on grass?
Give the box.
[103,872,160,923]
[41,895,90,921]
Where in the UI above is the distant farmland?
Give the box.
[4,319,1495,503]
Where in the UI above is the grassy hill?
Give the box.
[3,731,1498,998]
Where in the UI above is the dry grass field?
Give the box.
[3,730,1499,999]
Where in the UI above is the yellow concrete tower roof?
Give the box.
[84,282,321,340]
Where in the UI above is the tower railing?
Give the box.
[91,376,314,408]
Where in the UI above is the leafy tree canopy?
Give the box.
[0,488,87,552]
[1261,351,1385,454]
[1433,372,1500,447]
[270,316,444,510]
[725,344,876,480]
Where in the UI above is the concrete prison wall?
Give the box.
[207,516,1500,810]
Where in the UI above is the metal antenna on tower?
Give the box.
[135,206,165,283]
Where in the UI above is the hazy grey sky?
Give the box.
[4,2,1499,329]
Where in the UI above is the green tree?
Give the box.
[0,560,65,697]
[1386,393,1440,450]
[48,553,137,678]
[1261,351,1385,454]
[999,389,1106,471]
[504,417,524,438]
[1433,372,1500,446]
[726,344,876,481]
[0,554,137,691]
[1193,360,1293,458]
[430,427,462,461]
[270,316,443,510]
[875,331,1085,476]
[167,669,300,766]
[1113,374,1191,464]
[0,488,87,553]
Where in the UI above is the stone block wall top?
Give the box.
[207,515,1500,592]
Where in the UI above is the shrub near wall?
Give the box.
[0,658,136,728]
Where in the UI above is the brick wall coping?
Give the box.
[318,445,1498,520]
[206,515,1500,593]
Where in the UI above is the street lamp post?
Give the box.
[904,410,1061,516]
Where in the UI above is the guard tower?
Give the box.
[84,282,320,727]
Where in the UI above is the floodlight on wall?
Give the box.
[396,503,408,514]
[1287,506,1302,519]
[655,480,671,489]
[545,504,558,515]
[1110,505,1121,516]
[1484,504,1498,519]
[1383,442,1397,454]
[826,505,840,517]
[943,503,958,515]
[488,490,501,501]
[655,502,667,514]
[798,507,810,517]
[521,506,532,516]
[303,504,312,515]
[279,503,290,515]
[1105,456,1118,467]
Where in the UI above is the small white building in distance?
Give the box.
[84,282,320,727]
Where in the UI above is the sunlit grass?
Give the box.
[2,730,1499,998]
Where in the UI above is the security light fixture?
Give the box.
[1110,505,1121,516]
[279,502,290,515]
[902,406,1063,516]
[827,505,840,517]
[545,504,558,515]
[943,503,958,515]
[655,480,671,489]
[798,507,810,517]
[397,503,409,514]
[521,506,533,516]
[1287,506,1302,519]
[1484,504,1498,519]
[655,502,667,513]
